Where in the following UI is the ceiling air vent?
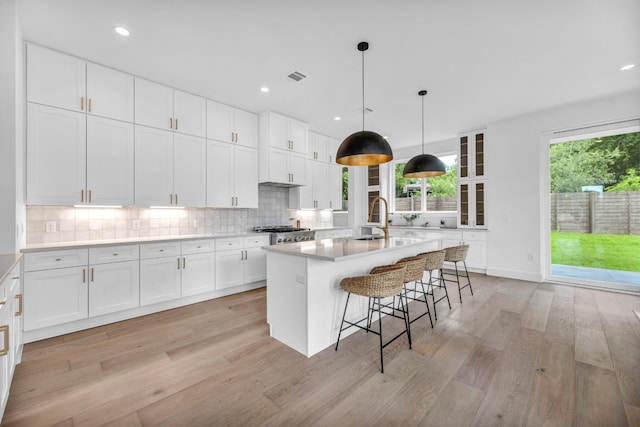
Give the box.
[285,70,307,83]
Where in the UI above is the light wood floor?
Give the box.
[3,274,640,426]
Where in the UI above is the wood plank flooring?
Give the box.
[3,274,640,426]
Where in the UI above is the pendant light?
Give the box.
[336,42,393,166]
[402,90,446,177]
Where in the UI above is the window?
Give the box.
[392,154,458,213]
[341,166,348,211]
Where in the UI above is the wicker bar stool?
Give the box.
[395,255,433,329]
[442,244,473,303]
[335,264,410,373]
[418,249,451,321]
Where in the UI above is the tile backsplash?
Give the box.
[26,186,303,244]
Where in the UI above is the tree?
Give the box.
[428,165,457,197]
[550,139,618,192]
[606,168,640,192]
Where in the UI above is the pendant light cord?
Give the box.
[361,48,365,131]
[421,94,425,155]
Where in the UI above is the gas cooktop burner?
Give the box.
[254,225,310,233]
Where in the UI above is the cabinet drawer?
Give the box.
[181,239,214,255]
[140,242,181,259]
[24,249,88,272]
[441,231,463,241]
[0,264,18,305]
[243,235,270,248]
[90,245,139,264]
[215,238,243,251]
[463,231,487,242]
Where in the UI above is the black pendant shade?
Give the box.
[402,90,446,178]
[336,130,393,166]
[402,153,446,177]
[336,41,393,166]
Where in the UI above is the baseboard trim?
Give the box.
[485,268,543,283]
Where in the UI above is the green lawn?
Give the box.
[551,231,640,272]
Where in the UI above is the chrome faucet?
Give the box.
[368,196,390,240]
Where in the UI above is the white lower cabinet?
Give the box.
[88,260,139,317]
[180,240,216,297]
[1,261,23,420]
[215,236,269,289]
[139,242,182,306]
[440,229,487,271]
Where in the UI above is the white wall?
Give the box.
[0,0,25,254]
[486,90,640,281]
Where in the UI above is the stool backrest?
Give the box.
[444,244,469,262]
[396,255,427,282]
[419,249,446,270]
[341,264,406,298]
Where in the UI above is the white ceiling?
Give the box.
[17,0,640,150]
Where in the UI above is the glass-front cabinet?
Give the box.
[458,130,486,228]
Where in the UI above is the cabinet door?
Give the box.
[464,240,487,270]
[312,162,329,208]
[173,134,206,207]
[134,78,173,130]
[215,251,243,289]
[26,44,86,112]
[233,109,258,148]
[328,164,343,210]
[243,247,266,283]
[459,135,469,179]
[134,126,174,206]
[206,100,234,143]
[266,112,289,150]
[173,90,206,137]
[89,260,139,316]
[86,116,134,206]
[181,253,215,297]
[268,149,290,184]
[206,140,234,208]
[86,63,134,122]
[140,257,181,306]
[474,182,486,227]
[474,133,485,178]
[0,306,10,410]
[27,104,86,205]
[289,152,307,186]
[24,267,88,331]
[459,183,470,227]
[288,119,307,154]
[234,146,259,208]
[9,274,23,371]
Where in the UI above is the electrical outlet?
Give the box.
[132,219,141,230]
[45,221,57,233]
[295,274,306,284]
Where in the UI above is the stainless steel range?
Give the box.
[254,226,316,245]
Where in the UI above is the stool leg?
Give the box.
[419,278,434,328]
[335,293,351,351]
[428,270,437,321]
[440,268,451,309]
[377,297,384,373]
[401,291,412,349]
[464,261,474,295]
[454,262,463,303]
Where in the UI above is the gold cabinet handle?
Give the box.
[170,194,173,204]
[80,96,84,111]
[182,257,186,269]
[175,194,178,205]
[0,325,8,357]
[170,117,173,129]
[88,98,92,112]
[177,258,181,270]
[88,190,92,203]
[82,269,86,283]
[15,294,22,316]
[81,189,84,202]
[175,118,179,130]
[91,268,94,282]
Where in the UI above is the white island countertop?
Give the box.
[262,236,438,262]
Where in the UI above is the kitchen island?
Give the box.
[263,236,440,357]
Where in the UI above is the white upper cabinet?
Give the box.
[86,116,134,206]
[173,90,207,138]
[26,104,86,205]
[27,44,134,122]
[260,111,307,153]
[27,44,86,112]
[135,78,206,137]
[86,63,134,122]
[328,164,343,210]
[206,140,258,208]
[134,126,206,207]
[308,131,329,162]
[206,100,258,148]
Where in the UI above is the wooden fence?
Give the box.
[550,192,640,235]
[395,196,457,212]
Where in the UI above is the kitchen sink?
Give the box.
[352,235,385,241]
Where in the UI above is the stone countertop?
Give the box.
[21,232,267,253]
[0,253,22,283]
[262,236,441,262]
[388,226,488,232]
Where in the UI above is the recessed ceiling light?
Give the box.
[334,116,341,121]
[260,87,269,93]
[620,64,635,71]
[114,26,130,36]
